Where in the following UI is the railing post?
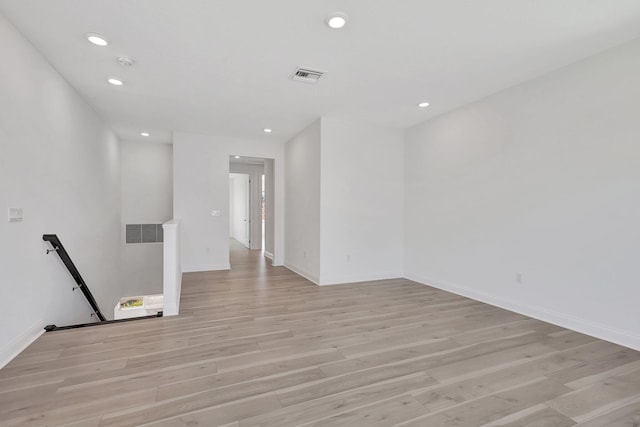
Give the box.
[162,220,181,316]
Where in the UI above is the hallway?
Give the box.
[1,245,640,426]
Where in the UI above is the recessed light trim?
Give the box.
[326,12,348,29]
[263,128,272,133]
[107,78,124,86]
[418,102,430,108]
[141,132,150,137]
[86,33,109,46]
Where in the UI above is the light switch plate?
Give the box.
[8,207,23,222]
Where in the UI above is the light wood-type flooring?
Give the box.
[2,240,640,426]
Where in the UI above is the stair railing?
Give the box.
[42,234,107,322]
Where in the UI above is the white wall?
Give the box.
[284,120,321,282]
[173,132,285,271]
[120,140,173,296]
[0,14,122,364]
[320,118,404,285]
[405,38,640,350]
[229,173,250,247]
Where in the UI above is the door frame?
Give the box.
[229,164,263,250]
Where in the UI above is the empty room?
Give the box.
[1,1,639,426]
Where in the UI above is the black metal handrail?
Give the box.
[43,234,107,322]
[44,312,162,332]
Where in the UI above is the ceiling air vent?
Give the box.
[290,66,325,84]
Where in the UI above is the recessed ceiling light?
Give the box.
[141,132,150,137]
[107,78,124,86]
[263,128,272,133]
[418,102,430,108]
[326,12,348,29]
[86,33,109,46]
[234,155,241,159]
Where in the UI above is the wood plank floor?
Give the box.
[2,241,640,426]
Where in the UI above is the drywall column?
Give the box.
[283,118,404,285]
[319,118,404,285]
[284,120,322,283]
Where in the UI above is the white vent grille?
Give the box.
[290,66,325,84]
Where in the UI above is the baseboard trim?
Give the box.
[0,320,46,369]
[284,262,319,285]
[405,273,640,351]
[264,251,273,260]
[182,263,230,273]
[319,272,404,286]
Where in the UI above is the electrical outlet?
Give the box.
[516,273,523,284]
[211,210,221,217]
[346,254,351,262]
[303,250,307,259]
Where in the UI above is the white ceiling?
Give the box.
[1,0,640,144]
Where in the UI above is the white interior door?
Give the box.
[243,175,251,247]
[229,173,251,248]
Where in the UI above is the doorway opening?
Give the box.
[229,156,275,264]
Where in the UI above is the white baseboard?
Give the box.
[319,272,403,286]
[0,320,46,369]
[284,265,402,287]
[405,273,640,351]
[284,262,319,285]
[182,263,230,273]
[264,251,273,260]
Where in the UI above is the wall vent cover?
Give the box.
[290,66,325,84]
